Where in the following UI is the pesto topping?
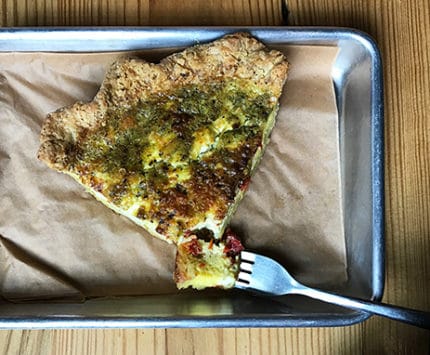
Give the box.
[71,80,275,238]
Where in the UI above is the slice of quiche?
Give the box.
[38,32,289,290]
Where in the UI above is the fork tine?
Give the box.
[237,271,252,283]
[240,251,256,263]
[235,251,256,288]
[235,279,250,287]
[239,261,253,272]
[235,250,297,295]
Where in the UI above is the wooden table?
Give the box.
[1,0,429,353]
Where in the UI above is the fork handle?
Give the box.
[296,287,430,329]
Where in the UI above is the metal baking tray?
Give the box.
[0,27,384,328]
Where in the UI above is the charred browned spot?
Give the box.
[120,116,136,130]
[157,188,192,219]
[75,164,89,176]
[191,183,218,210]
[89,176,104,193]
[171,113,193,137]
[185,134,261,218]
[78,127,90,141]
[136,206,147,219]
[187,161,230,218]
[155,216,172,234]
[108,179,129,203]
[193,228,215,242]
[64,141,83,167]
[156,223,167,234]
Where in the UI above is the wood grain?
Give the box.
[0,0,283,26]
[1,0,429,354]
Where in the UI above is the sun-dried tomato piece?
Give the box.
[223,228,244,257]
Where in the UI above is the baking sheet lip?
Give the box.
[367,30,385,303]
[0,312,370,329]
[0,26,384,327]
[0,26,384,51]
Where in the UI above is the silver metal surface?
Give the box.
[0,27,384,328]
[236,252,429,329]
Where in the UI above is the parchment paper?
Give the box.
[0,45,345,301]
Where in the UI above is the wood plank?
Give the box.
[147,0,282,26]
[0,0,283,26]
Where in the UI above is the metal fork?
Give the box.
[235,251,430,329]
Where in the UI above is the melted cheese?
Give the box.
[64,80,277,284]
